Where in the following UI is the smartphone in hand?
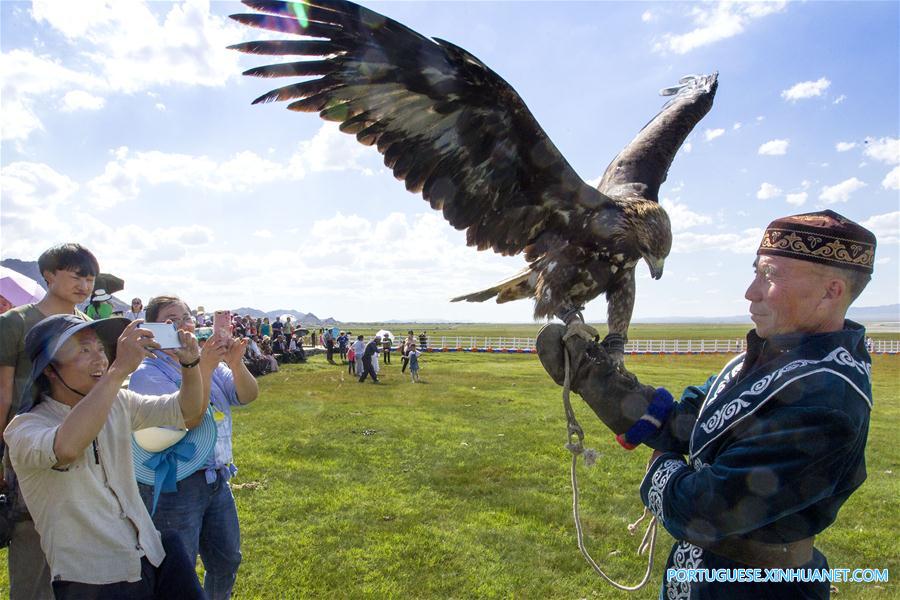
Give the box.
[141,322,183,349]
[213,310,232,340]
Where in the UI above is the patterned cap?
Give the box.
[758,209,876,273]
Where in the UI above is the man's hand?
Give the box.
[648,449,665,469]
[111,320,160,376]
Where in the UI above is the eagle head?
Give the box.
[629,201,672,280]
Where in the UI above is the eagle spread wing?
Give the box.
[231,0,717,349]
[597,74,719,201]
[229,0,611,258]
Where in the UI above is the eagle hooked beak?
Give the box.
[644,256,665,280]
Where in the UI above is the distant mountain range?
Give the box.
[3,258,897,325]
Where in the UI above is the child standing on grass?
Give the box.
[407,343,421,383]
[347,345,356,375]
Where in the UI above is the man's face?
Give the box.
[155,301,195,332]
[0,294,12,314]
[44,269,94,305]
[744,255,833,339]
[50,328,109,397]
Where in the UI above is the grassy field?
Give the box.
[2,347,897,598]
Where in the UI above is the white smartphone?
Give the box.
[141,322,183,349]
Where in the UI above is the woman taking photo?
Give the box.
[129,295,259,599]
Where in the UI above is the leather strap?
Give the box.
[705,536,815,569]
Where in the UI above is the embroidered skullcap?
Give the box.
[757,209,876,273]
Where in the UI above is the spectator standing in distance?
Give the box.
[351,335,367,378]
[85,288,114,320]
[346,344,356,375]
[418,331,428,351]
[124,298,146,321]
[324,328,336,364]
[130,295,259,600]
[260,317,271,338]
[311,329,317,348]
[407,343,422,383]
[401,330,415,373]
[359,336,381,383]
[4,315,208,599]
[337,331,349,363]
[284,317,294,337]
[271,316,284,339]
[0,243,98,600]
[382,334,392,364]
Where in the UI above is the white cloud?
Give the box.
[31,0,244,94]
[705,128,725,142]
[758,139,789,156]
[756,182,781,200]
[863,137,900,165]
[833,94,846,104]
[660,198,712,232]
[641,10,655,23]
[253,229,274,239]
[835,141,857,152]
[781,77,831,101]
[60,90,106,112]
[882,166,900,191]
[1,1,244,141]
[819,177,866,203]
[0,49,104,141]
[654,1,786,54]
[862,212,899,245]
[673,228,764,255]
[733,122,742,130]
[290,124,377,175]
[682,142,693,153]
[155,103,166,111]
[784,192,807,206]
[0,161,79,212]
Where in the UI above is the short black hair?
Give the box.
[37,243,99,282]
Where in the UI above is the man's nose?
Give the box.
[745,279,760,302]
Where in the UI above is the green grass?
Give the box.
[2,352,897,598]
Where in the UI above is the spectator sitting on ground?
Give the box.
[129,295,259,600]
[4,316,208,598]
[125,297,146,321]
[287,334,307,362]
[255,336,277,374]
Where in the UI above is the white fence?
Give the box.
[422,336,900,355]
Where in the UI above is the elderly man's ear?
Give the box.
[822,277,847,302]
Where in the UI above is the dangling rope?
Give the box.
[561,346,659,591]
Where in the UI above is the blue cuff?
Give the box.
[616,388,674,449]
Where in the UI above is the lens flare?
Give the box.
[290,2,309,28]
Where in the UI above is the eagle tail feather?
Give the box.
[451,270,533,304]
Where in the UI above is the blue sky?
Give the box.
[2,0,898,323]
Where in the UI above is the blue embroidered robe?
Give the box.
[639,321,872,599]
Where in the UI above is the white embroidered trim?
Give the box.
[647,459,685,521]
[698,347,871,437]
[667,541,704,600]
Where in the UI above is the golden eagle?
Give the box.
[230,0,718,355]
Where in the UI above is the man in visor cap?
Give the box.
[3,315,211,599]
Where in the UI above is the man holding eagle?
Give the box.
[230,1,878,598]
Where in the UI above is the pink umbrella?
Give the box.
[0,266,46,307]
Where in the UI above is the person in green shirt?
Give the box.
[85,288,114,320]
[0,242,99,600]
